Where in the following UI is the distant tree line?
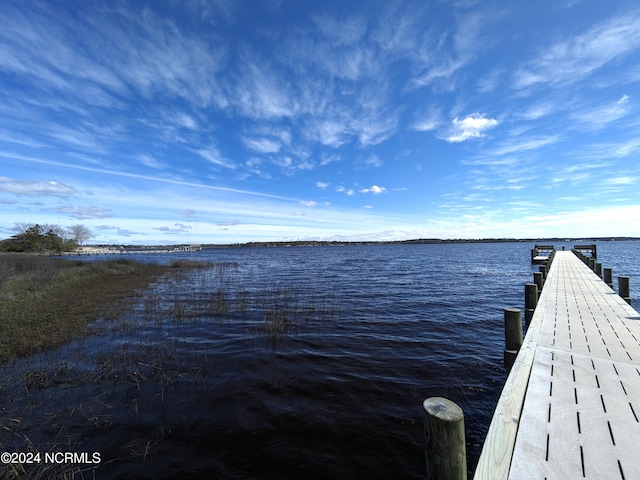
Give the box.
[0,223,92,253]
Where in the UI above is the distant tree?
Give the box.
[44,228,64,252]
[68,224,92,246]
[23,224,45,252]
[4,223,79,253]
[44,224,67,239]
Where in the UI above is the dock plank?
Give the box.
[475,251,640,480]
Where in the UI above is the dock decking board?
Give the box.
[475,251,640,480]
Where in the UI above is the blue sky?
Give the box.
[1,0,639,244]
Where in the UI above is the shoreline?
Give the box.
[0,256,205,361]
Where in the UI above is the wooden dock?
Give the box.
[474,250,640,480]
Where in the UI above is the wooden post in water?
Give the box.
[533,271,544,296]
[524,283,538,328]
[423,397,467,480]
[504,308,522,372]
[619,276,631,305]
[595,262,602,277]
[604,268,614,289]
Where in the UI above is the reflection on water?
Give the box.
[1,242,638,478]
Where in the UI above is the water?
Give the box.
[1,241,638,479]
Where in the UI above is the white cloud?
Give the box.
[316,181,330,189]
[0,177,76,196]
[299,200,317,207]
[336,186,355,196]
[359,185,386,194]
[445,114,498,143]
[154,223,193,234]
[54,205,115,219]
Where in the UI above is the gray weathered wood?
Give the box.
[424,397,467,480]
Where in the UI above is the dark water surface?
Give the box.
[1,242,638,479]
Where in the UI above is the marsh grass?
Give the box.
[0,255,207,361]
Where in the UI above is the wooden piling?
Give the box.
[619,276,631,305]
[524,283,538,328]
[604,267,613,289]
[504,308,522,372]
[423,397,467,480]
[594,262,602,277]
[539,264,547,280]
[533,272,543,296]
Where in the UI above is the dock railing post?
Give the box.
[525,283,538,328]
[618,276,631,305]
[504,308,523,372]
[595,262,602,277]
[423,397,467,480]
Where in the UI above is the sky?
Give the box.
[1,0,640,245]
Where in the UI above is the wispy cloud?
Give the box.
[603,175,637,185]
[513,13,640,89]
[575,137,640,160]
[518,101,558,121]
[242,137,282,154]
[487,135,560,156]
[231,57,294,119]
[136,154,164,169]
[412,108,441,132]
[195,145,237,169]
[570,94,631,130]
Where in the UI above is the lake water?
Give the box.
[1,241,638,479]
